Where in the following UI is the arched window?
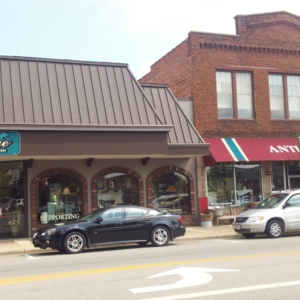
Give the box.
[37,174,83,224]
[96,173,139,208]
[151,171,190,214]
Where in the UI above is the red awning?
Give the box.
[204,138,300,166]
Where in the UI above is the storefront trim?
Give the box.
[204,138,300,166]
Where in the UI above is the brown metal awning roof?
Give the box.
[0,56,167,131]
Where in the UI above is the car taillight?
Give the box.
[178,215,182,223]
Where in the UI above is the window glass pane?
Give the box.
[271,162,285,191]
[287,75,300,120]
[236,73,253,118]
[216,72,233,118]
[0,162,24,238]
[206,163,234,204]
[97,173,139,208]
[269,75,285,119]
[235,164,262,203]
[151,171,190,214]
[37,175,83,224]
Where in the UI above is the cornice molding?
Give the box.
[199,42,300,56]
[247,20,300,31]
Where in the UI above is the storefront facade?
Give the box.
[0,56,209,239]
[204,138,300,206]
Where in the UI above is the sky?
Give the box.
[0,0,299,79]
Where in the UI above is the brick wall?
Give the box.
[139,11,300,139]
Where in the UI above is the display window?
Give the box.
[0,162,24,238]
[207,163,234,204]
[37,175,83,224]
[151,171,190,214]
[206,162,262,205]
[97,173,139,208]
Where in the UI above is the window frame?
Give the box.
[216,70,255,119]
[269,73,300,120]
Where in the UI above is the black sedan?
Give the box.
[32,205,186,254]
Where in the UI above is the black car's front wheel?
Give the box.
[63,232,86,254]
[151,226,170,246]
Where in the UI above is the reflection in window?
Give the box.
[97,173,139,208]
[151,171,190,214]
[37,175,83,224]
[0,162,24,238]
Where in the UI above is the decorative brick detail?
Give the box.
[146,166,195,226]
[91,167,143,210]
[29,168,88,237]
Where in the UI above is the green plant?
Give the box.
[9,218,21,228]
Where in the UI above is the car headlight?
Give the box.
[248,216,264,222]
[41,228,56,236]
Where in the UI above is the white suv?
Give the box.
[232,189,300,238]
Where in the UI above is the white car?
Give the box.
[232,189,300,238]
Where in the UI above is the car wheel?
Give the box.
[242,233,256,238]
[63,232,86,254]
[266,220,283,238]
[151,226,170,246]
[137,242,148,246]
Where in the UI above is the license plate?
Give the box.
[235,224,241,230]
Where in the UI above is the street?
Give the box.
[1,235,300,299]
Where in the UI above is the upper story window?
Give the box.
[269,74,300,120]
[216,71,253,119]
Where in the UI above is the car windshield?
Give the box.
[257,193,288,208]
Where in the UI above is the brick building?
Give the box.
[140,11,300,208]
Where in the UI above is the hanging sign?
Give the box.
[0,132,21,156]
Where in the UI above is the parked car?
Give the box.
[232,189,300,238]
[32,205,186,254]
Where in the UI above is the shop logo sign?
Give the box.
[270,145,299,153]
[0,132,20,156]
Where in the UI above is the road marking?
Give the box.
[130,267,238,293]
[211,239,244,243]
[24,254,40,260]
[140,280,300,300]
[1,250,300,285]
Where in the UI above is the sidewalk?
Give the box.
[0,225,238,256]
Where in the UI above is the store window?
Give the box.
[151,171,190,214]
[287,161,300,189]
[269,74,300,120]
[97,173,139,208]
[37,175,83,224]
[0,162,24,238]
[207,163,234,204]
[216,71,253,119]
[235,164,262,203]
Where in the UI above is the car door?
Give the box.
[124,207,152,241]
[284,194,300,230]
[88,207,125,245]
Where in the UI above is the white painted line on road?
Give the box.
[24,254,40,260]
[130,267,238,294]
[211,239,244,243]
[140,280,300,300]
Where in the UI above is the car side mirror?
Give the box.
[94,216,103,223]
[283,202,291,209]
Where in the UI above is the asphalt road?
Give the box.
[1,235,300,300]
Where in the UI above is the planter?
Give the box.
[11,227,19,236]
[201,220,212,227]
[214,210,223,217]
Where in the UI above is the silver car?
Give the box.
[232,189,300,238]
